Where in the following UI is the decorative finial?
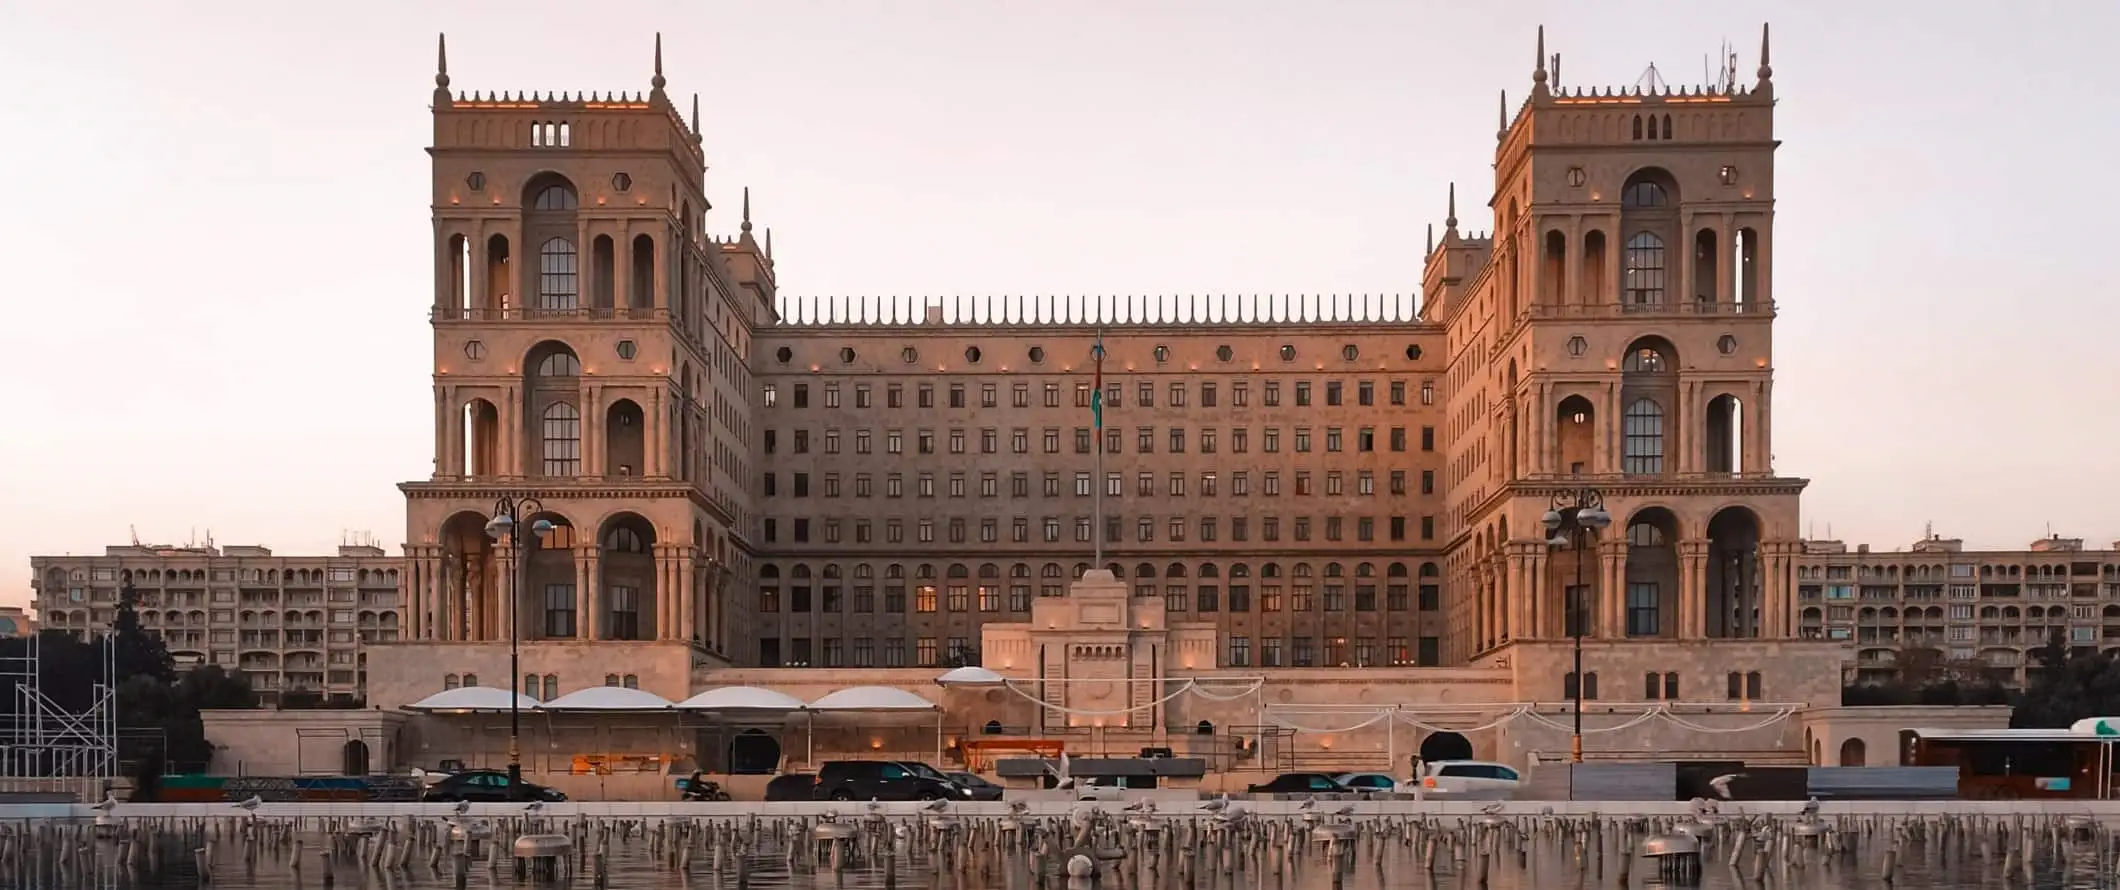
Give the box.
[1445,182,1458,231]
[1532,26,1548,87]
[741,186,753,234]
[764,227,773,261]
[1496,89,1508,141]
[651,33,667,92]
[690,93,703,145]
[1756,23,1773,82]
[435,34,450,89]
[1425,223,1434,257]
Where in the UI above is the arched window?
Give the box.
[1621,400,1665,475]
[1623,181,1669,208]
[604,526,647,553]
[538,237,579,310]
[1623,232,1666,305]
[542,402,582,476]
[533,186,579,211]
[536,351,580,377]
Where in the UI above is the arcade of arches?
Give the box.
[401,509,733,646]
[1459,503,1803,654]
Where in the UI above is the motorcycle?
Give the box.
[680,777,731,802]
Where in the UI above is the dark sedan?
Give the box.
[946,771,1006,801]
[1245,772,1350,795]
[420,769,568,803]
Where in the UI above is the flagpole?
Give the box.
[1091,329,1106,569]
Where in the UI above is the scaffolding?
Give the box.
[0,632,119,802]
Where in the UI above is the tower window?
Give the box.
[1622,232,1666,305]
[537,238,579,310]
[1621,399,1665,475]
[541,402,582,476]
[533,187,579,211]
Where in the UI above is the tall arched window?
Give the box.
[1623,232,1666,306]
[538,237,579,310]
[1621,400,1665,474]
[533,186,578,211]
[542,402,582,476]
[537,352,581,377]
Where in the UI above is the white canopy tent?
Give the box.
[405,686,543,713]
[933,666,1009,688]
[805,686,944,764]
[677,686,808,713]
[538,687,677,712]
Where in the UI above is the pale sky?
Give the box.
[3,1,2116,608]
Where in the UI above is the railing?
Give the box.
[1526,300,1774,320]
[432,306,672,322]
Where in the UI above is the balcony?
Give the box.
[1526,300,1775,321]
[432,306,672,323]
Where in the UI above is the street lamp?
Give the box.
[485,496,553,800]
[1542,487,1610,766]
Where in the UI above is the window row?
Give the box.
[763,379,1439,411]
[766,468,1440,499]
[765,425,1439,456]
[772,341,1427,369]
[439,671,639,700]
[752,633,1445,669]
[1560,670,1767,702]
[762,513,1439,545]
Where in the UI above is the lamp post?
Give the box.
[485,496,552,800]
[1542,487,1610,767]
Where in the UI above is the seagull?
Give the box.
[1708,773,1746,800]
[1480,802,1505,815]
[1298,798,1317,812]
[452,799,472,816]
[1008,800,1030,815]
[923,797,950,812]
[867,801,886,815]
[820,809,840,822]
[234,796,262,812]
[1122,799,1154,813]
[1200,793,1230,812]
[524,800,545,813]
[91,794,119,812]
[1799,797,1819,818]
[1333,804,1356,817]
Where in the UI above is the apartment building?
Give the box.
[1798,534,2120,688]
[29,543,404,704]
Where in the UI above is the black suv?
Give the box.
[814,760,967,801]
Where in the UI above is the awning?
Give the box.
[405,686,542,713]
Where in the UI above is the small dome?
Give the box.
[539,686,675,711]
[676,686,807,712]
[407,686,541,712]
[809,686,938,712]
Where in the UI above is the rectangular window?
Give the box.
[824,384,840,408]
[1168,382,1185,407]
[793,384,809,408]
[1233,383,1249,406]
[1421,516,1435,540]
[1420,426,1435,451]
[918,385,934,408]
[888,384,904,408]
[1264,382,1280,406]
[1627,583,1661,636]
[1326,381,1342,406]
[1295,382,1311,406]
[1046,383,1061,407]
[1201,383,1217,407]
[856,384,872,408]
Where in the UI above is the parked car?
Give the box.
[945,772,1006,801]
[1075,776,1131,801]
[1334,772,1401,793]
[1246,773,1350,795]
[1417,760,1522,799]
[764,773,819,802]
[420,769,567,803]
[814,760,968,801]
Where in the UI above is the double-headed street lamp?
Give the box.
[484,495,552,800]
[1542,487,1610,765]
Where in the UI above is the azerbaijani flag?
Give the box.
[1089,332,1106,430]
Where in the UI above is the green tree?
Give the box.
[2013,647,2120,729]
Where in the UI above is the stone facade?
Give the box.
[23,29,2033,786]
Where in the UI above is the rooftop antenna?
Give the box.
[130,525,140,546]
[1635,62,1667,93]
[1924,520,1934,540]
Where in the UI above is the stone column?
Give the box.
[433,389,449,476]
[581,385,600,479]
[583,552,603,640]
[573,551,594,640]
[500,384,519,477]
[491,548,515,644]
[678,553,697,645]
[1598,540,1628,638]
[646,391,664,478]
[1565,218,1582,307]
[657,545,677,641]
[1677,540,1708,640]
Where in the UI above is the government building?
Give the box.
[30,27,2096,793]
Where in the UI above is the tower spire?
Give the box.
[1496,89,1509,141]
[651,33,667,95]
[1532,26,1550,96]
[1445,182,1459,233]
[1756,22,1774,83]
[764,227,774,261]
[433,33,451,105]
[741,186,754,236]
[690,93,703,145]
[1425,223,1434,257]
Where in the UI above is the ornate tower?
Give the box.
[1434,26,1810,672]
[399,35,771,670]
